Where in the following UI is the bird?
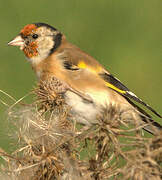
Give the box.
[8,22,162,134]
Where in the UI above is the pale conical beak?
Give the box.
[8,35,24,48]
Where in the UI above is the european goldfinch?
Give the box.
[8,23,162,134]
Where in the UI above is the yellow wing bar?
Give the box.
[105,82,126,94]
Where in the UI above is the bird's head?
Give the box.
[8,23,62,64]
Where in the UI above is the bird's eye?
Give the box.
[32,34,38,39]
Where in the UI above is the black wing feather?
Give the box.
[100,72,162,118]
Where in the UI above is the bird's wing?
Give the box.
[99,71,162,118]
[61,46,161,119]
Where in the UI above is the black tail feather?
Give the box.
[125,92,162,118]
[124,96,162,135]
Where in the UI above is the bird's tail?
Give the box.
[125,97,162,135]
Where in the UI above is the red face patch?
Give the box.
[23,41,38,58]
[21,24,37,36]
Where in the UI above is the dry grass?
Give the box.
[0,77,162,180]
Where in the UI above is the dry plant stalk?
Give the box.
[0,77,161,180]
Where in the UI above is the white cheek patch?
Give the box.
[37,36,54,56]
[39,36,54,50]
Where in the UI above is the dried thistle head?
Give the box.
[35,76,69,112]
[1,103,86,180]
[1,77,161,180]
[120,133,162,180]
[0,75,93,179]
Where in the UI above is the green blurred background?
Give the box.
[0,0,162,151]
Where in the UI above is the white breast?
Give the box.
[64,91,98,125]
[64,90,109,125]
